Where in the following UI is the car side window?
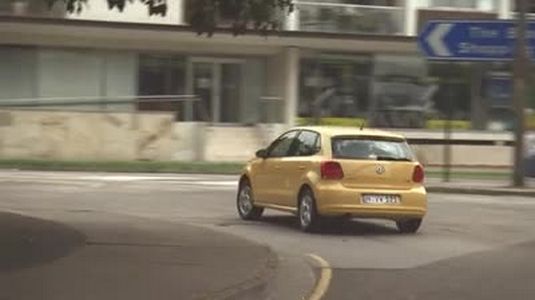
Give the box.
[293,131,321,156]
[268,131,299,158]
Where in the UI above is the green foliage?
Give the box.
[45,0,294,36]
[47,0,88,14]
[0,159,245,174]
[0,159,510,179]
[425,119,471,130]
[297,117,473,130]
[297,117,366,127]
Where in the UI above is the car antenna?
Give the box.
[360,121,366,131]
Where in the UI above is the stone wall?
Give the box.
[0,110,183,161]
[0,110,517,167]
[411,145,512,167]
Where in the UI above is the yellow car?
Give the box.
[237,126,427,233]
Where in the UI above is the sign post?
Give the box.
[443,84,454,182]
[513,0,527,187]
[418,17,531,187]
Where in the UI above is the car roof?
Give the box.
[293,126,406,140]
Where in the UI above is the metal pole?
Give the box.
[443,82,453,182]
[513,0,528,187]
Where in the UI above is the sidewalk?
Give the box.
[0,211,277,300]
[426,177,535,197]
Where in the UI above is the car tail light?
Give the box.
[321,161,344,180]
[413,165,425,183]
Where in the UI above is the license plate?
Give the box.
[361,194,401,205]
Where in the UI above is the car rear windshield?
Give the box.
[331,136,414,161]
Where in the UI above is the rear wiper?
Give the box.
[376,156,412,162]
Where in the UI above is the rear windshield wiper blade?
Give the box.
[376,156,412,162]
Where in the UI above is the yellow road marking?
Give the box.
[306,253,332,300]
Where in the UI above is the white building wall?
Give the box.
[284,47,300,126]
[67,0,184,24]
[498,0,512,19]
[404,0,418,36]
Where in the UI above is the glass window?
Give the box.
[299,54,372,119]
[431,0,478,8]
[428,63,471,120]
[0,46,36,100]
[138,54,186,95]
[303,0,398,6]
[298,1,403,35]
[220,63,242,123]
[37,49,101,98]
[514,0,535,13]
[331,136,414,161]
[0,1,10,12]
[268,131,299,158]
[370,55,433,128]
[300,53,482,130]
[137,54,186,115]
[294,131,321,156]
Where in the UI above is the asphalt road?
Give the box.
[1,171,535,299]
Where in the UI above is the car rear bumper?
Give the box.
[314,183,427,220]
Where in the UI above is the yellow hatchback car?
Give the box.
[237,126,427,233]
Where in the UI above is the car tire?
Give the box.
[237,180,264,220]
[298,188,321,233]
[396,218,422,234]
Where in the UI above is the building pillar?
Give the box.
[498,0,512,19]
[284,47,300,125]
[403,0,418,36]
[470,64,487,130]
[285,7,299,31]
[177,0,186,24]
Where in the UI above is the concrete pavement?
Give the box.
[1,170,535,300]
[0,211,277,300]
[0,212,85,271]
[326,240,535,300]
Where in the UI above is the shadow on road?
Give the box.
[0,212,86,271]
[256,215,399,236]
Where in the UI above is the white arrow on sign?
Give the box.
[428,23,453,57]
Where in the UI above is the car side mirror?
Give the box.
[256,149,268,159]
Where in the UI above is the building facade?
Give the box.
[0,0,532,132]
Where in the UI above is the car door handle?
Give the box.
[298,165,306,170]
[274,165,281,170]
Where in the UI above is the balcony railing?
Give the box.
[3,1,406,36]
[295,2,404,35]
[0,1,66,18]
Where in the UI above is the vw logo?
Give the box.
[375,165,386,175]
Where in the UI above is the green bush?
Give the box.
[297,117,367,127]
[425,120,471,130]
[297,117,472,130]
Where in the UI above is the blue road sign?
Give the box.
[418,20,535,61]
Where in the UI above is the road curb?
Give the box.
[427,186,535,197]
